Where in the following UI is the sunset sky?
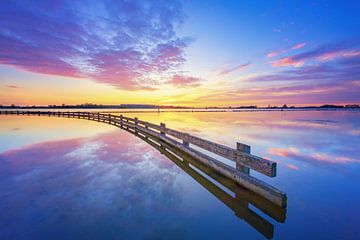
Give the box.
[1,0,359,107]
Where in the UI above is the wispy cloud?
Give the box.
[218,62,250,76]
[0,0,193,90]
[267,42,306,58]
[292,42,306,50]
[6,85,19,89]
[271,41,360,67]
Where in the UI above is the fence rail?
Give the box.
[0,110,287,207]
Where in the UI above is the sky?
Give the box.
[0,0,359,107]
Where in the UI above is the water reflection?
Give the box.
[0,130,186,239]
[122,111,360,174]
[1,111,360,239]
[131,128,286,239]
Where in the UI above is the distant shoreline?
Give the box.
[0,107,359,114]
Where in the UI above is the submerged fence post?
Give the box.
[236,142,251,174]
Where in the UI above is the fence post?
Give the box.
[120,115,123,128]
[134,117,138,134]
[183,133,190,147]
[236,142,251,174]
[160,123,166,136]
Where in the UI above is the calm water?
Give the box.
[0,110,359,239]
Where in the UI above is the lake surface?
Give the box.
[0,110,359,239]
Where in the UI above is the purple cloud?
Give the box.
[0,0,192,90]
[167,74,201,88]
[218,62,251,76]
[271,41,360,67]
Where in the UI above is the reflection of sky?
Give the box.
[1,112,360,239]
[123,111,360,172]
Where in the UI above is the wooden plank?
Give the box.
[163,127,276,177]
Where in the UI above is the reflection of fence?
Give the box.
[1,110,287,207]
[135,129,286,239]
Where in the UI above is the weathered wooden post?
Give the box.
[160,123,166,136]
[120,115,123,128]
[183,133,190,147]
[97,112,100,121]
[144,123,149,138]
[236,142,251,174]
[160,123,166,148]
[16,110,19,115]
[134,117,138,134]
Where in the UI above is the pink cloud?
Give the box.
[0,0,192,90]
[271,57,304,67]
[168,75,202,88]
[267,50,287,58]
[317,50,360,61]
[286,163,300,170]
[267,42,306,58]
[292,42,306,50]
[268,147,299,157]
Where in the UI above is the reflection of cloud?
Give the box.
[350,130,360,136]
[0,130,187,238]
[0,0,193,90]
[285,163,299,170]
[269,147,299,157]
[268,147,359,164]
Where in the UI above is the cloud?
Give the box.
[271,41,360,67]
[291,42,306,50]
[0,0,193,90]
[271,57,304,67]
[267,50,287,58]
[6,85,19,89]
[267,42,306,58]
[167,74,201,88]
[218,62,250,76]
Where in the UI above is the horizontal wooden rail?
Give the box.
[0,110,286,207]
